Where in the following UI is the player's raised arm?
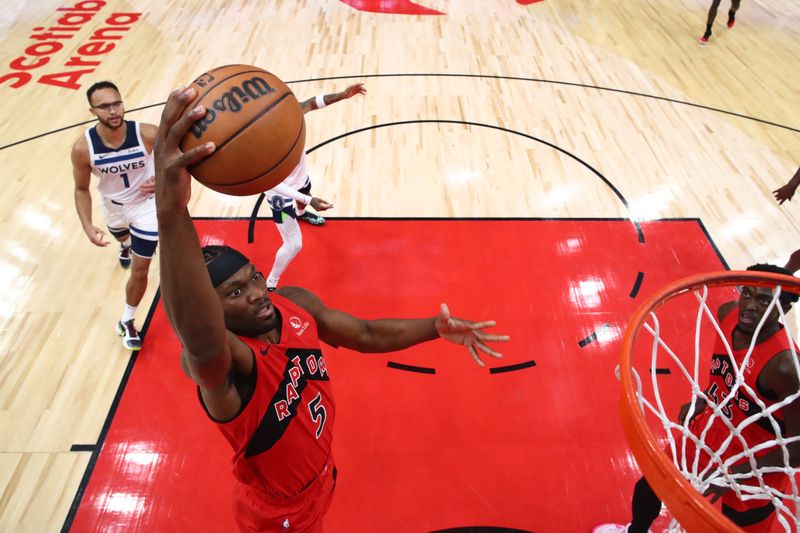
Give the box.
[278,286,508,366]
[154,86,230,388]
[299,83,366,114]
[774,166,800,205]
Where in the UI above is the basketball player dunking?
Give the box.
[154,85,508,531]
[264,83,366,291]
[71,81,159,351]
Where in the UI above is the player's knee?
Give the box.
[129,269,148,284]
[130,259,151,279]
[287,240,303,256]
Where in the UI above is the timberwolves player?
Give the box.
[264,83,366,290]
[71,81,158,351]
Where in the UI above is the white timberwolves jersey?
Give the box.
[282,151,308,190]
[85,120,153,203]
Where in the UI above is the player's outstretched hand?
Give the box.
[139,176,155,194]
[343,83,366,99]
[678,398,707,425]
[83,224,109,247]
[774,184,797,205]
[702,479,732,504]
[434,303,509,367]
[154,86,216,212]
[310,197,334,212]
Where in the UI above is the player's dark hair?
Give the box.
[746,263,800,305]
[86,81,120,104]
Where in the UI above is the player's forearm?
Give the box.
[157,209,228,359]
[269,182,312,204]
[354,318,440,353]
[322,91,347,107]
[787,166,800,191]
[74,189,94,227]
[305,90,349,111]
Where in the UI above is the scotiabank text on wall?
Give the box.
[0,1,141,90]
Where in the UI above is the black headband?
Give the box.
[207,248,250,287]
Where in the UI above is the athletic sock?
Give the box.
[121,304,137,324]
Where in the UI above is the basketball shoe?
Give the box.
[727,10,736,28]
[116,320,142,351]
[118,244,132,269]
[298,211,326,226]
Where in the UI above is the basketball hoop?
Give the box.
[619,270,800,532]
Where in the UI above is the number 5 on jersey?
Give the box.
[307,392,327,438]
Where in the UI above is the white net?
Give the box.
[629,281,800,532]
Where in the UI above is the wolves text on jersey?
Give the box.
[95,159,146,174]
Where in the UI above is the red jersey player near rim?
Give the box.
[595,264,800,533]
[154,86,510,532]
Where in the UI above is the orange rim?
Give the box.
[619,270,800,531]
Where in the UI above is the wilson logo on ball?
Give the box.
[181,64,306,196]
[189,76,277,139]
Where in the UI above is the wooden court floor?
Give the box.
[0,0,799,531]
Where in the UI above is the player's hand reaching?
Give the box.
[701,461,750,503]
[434,304,509,367]
[703,479,732,504]
[342,83,366,99]
[310,197,334,212]
[83,224,109,246]
[154,86,216,212]
[139,176,156,194]
[774,184,797,205]
[678,398,707,425]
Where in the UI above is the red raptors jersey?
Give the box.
[696,307,796,458]
[204,294,336,499]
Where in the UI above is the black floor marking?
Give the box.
[249,119,645,244]
[61,289,162,533]
[5,73,796,150]
[69,444,96,452]
[629,271,644,298]
[652,368,672,375]
[489,360,536,374]
[695,218,731,270]
[292,73,800,134]
[578,323,612,347]
[578,332,598,348]
[387,361,436,374]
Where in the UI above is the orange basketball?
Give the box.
[180,65,306,196]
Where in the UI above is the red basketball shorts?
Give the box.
[232,460,337,532]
